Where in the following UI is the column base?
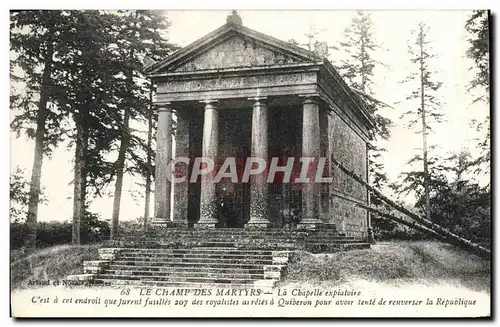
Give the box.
[194,223,217,229]
[297,219,322,230]
[149,217,171,226]
[167,221,188,228]
[245,222,270,229]
[367,226,376,245]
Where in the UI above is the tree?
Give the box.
[424,150,490,245]
[48,10,123,244]
[10,167,47,223]
[465,10,490,179]
[398,22,444,221]
[108,10,175,239]
[336,10,392,202]
[10,11,71,248]
[465,10,489,99]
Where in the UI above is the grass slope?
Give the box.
[286,241,490,293]
[10,241,490,294]
[11,244,100,290]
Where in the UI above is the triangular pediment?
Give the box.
[148,23,322,74]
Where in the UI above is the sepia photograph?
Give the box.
[8,7,491,318]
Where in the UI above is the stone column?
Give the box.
[298,96,322,229]
[152,103,173,225]
[197,100,219,227]
[172,109,190,227]
[246,97,270,228]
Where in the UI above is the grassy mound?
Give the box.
[11,244,100,290]
[286,241,490,293]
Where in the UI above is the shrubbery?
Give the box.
[372,217,430,242]
[11,212,110,250]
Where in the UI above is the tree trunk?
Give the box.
[80,126,88,242]
[111,45,135,239]
[358,203,447,241]
[419,27,431,222]
[26,42,54,250]
[72,120,84,245]
[143,83,153,230]
[330,156,491,259]
[110,106,131,239]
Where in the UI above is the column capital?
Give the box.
[156,102,172,112]
[200,99,220,107]
[248,97,268,107]
[248,96,268,101]
[299,94,321,105]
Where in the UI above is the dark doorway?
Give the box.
[268,105,303,227]
[217,109,252,227]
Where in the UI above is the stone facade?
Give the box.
[147,17,374,238]
[171,35,305,72]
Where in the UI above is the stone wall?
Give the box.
[328,110,368,237]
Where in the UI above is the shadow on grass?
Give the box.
[10,244,101,290]
[285,241,490,293]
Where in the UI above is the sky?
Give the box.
[9,10,490,223]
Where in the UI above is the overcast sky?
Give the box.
[9,10,489,222]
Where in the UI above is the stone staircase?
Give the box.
[72,227,369,288]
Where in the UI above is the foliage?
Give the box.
[397,22,444,220]
[336,11,392,194]
[10,212,110,250]
[427,181,490,245]
[10,11,74,247]
[465,10,490,179]
[371,216,429,241]
[10,11,70,153]
[387,150,490,246]
[400,22,444,131]
[465,10,490,99]
[338,11,378,93]
[10,167,43,222]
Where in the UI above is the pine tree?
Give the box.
[10,10,71,249]
[398,22,444,221]
[465,10,490,179]
[108,10,175,239]
[337,10,392,201]
[49,10,123,244]
[465,10,489,99]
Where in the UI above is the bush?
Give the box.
[11,212,110,250]
[372,216,429,242]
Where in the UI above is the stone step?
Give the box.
[119,230,344,237]
[115,253,274,260]
[106,265,265,274]
[116,235,357,241]
[120,247,273,255]
[113,239,361,245]
[96,274,258,284]
[119,234,348,241]
[113,257,274,265]
[101,269,265,280]
[109,261,269,269]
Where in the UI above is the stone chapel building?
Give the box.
[146,11,374,238]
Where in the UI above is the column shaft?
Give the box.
[247,98,270,227]
[197,100,219,227]
[172,109,190,226]
[153,104,172,225]
[298,97,322,229]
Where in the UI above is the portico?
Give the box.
[147,12,374,236]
